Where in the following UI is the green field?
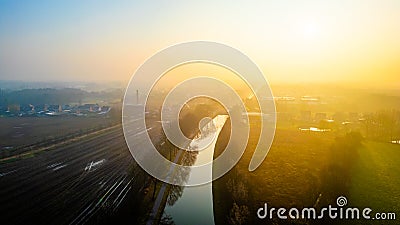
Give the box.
[213,118,400,224]
[349,141,400,222]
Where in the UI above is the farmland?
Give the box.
[213,121,336,225]
[348,141,400,224]
[212,118,399,224]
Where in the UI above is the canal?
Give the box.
[162,115,228,225]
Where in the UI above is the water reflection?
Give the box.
[167,151,198,206]
[163,115,228,225]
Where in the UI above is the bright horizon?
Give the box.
[0,1,399,88]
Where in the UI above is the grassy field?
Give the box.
[349,141,400,222]
[213,117,340,225]
[212,114,399,224]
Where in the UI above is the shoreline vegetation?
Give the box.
[146,99,227,225]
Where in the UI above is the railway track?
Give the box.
[0,118,162,225]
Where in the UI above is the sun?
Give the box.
[302,22,320,40]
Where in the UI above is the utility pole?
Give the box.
[136,89,139,105]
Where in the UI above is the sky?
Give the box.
[0,0,399,87]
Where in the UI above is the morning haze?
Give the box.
[1,1,400,225]
[0,1,399,88]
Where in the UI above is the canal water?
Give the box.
[163,115,228,225]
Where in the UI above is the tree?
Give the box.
[228,203,249,225]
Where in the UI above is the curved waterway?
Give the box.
[163,115,228,225]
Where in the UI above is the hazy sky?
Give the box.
[0,0,399,87]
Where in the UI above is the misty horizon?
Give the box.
[1,1,399,88]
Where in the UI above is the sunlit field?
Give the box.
[213,86,400,225]
[350,142,400,222]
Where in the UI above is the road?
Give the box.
[146,148,184,225]
[0,116,162,225]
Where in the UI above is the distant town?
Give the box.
[0,85,122,118]
[0,103,111,117]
